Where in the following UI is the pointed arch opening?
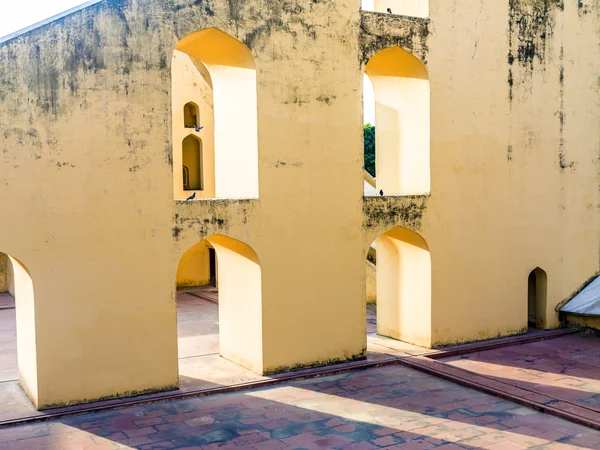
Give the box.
[364,46,430,196]
[528,267,547,329]
[175,235,263,376]
[0,252,37,404]
[361,0,429,18]
[365,227,431,347]
[172,28,259,200]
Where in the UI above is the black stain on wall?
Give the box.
[362,196,427,231]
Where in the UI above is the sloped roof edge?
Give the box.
[0,0,102,46]
[560,275,600,316]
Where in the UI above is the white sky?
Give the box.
[0,0,376,125]
[0,1,90,39]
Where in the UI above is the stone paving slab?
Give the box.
[440,335,600,415]
[0,294,398,426]
[1,365,599,449]
[402,356,600,430]
[1,291,594,433]
[0,294,14,310]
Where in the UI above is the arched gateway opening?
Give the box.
[172,27,259,200]
[366,227,431,347]
[364,46,430,196]
[0,252,37,404]
[175,235,263,377]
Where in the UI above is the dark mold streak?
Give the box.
[359,12,429,65]
[363,196,427,231]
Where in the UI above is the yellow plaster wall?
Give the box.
[0,0,598,408]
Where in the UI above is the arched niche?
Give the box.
[184,102,200,128]
[528,267,547,329]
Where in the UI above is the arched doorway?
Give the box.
[366,227,431,347]
[0,253,37,404]
[364,46,430,196]
[176,235,263,375]
[172,27,259,200]
[528,267,547,329]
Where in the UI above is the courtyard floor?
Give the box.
[0,292,401,424]
[440,334,600,415]
[1,291,600,447]
[0,364,599,449]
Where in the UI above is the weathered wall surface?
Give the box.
[423,0,600,344]
[565,314,600,333]
[0,0,598,407]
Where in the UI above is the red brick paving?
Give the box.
[0,294,14,310]
[2,289,600,444]
[0,365,599,449]
[440,334,600,414]
[0,294,397,424]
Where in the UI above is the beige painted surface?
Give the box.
[0,0,597,407]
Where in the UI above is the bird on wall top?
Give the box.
[195,126,204,132]
[387,7,392,13]
[186,192,196,201]
[379,189,384,197]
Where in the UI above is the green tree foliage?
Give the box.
[364,123,376,177]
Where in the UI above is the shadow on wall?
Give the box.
[172,28,259,201]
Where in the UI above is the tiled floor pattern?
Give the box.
[441,335,600,414]
[0,293,399,423]
[0,294,13,310]
[1,365,599,449]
